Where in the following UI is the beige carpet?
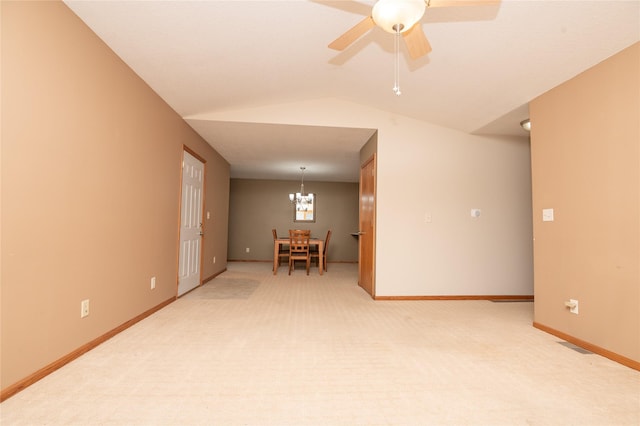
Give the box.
[183,276,261,299]
[1,262,638,425]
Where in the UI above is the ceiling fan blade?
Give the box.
[328,16,376,51]
[402,24,432,60]
[427,0,500,7]
[312,0,372,17]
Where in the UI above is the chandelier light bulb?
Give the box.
[289,166,311,204]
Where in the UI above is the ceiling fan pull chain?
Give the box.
[393,27,401,96]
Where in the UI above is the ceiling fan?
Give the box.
[329,0,500,60]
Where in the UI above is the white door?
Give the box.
[178,150,204,296]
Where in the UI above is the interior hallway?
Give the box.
[1,262,638,425]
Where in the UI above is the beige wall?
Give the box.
[188,98,534,298]
[228,179,359,262]
[530,43,639,362]
[1,1,229,390]
[360,131,378,164]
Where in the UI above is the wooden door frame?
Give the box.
[359,153,376,298]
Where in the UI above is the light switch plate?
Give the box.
[80,299,90,318]
[542,208,554,222]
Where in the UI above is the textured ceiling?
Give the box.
[64,0,639,182]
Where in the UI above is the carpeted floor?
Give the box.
[1,262,638,425]
[183,276,261,299]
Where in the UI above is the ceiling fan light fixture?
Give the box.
[372,0,426,34]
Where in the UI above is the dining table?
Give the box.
[273,236,324,275]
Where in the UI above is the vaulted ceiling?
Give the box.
[64,0,639,182]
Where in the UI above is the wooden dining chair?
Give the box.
[311,229,332,272]
[288,229,311,275]
[273,228,289,271]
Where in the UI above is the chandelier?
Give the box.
[289,166,314,209]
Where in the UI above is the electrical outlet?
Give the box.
[80,299,90,318]
[570,299,579,314]
[150,277,156,290]
[245,248,250,253]
[565,299,579,314]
